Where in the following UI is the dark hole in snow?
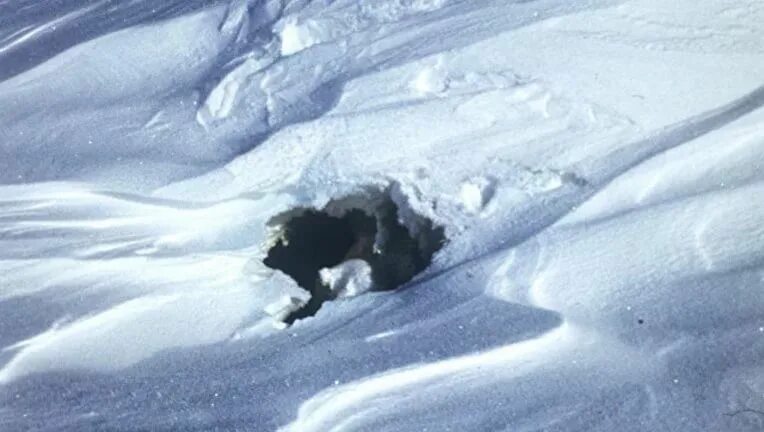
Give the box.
[264,193,445,324]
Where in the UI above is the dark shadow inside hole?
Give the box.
[264,209,377,324]
[370,201,445,291]
[263,199,445,324]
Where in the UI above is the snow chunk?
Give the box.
[411,67,449,95]
[319,259,374,298]
[279,18,325,56]
[458,177,496,214]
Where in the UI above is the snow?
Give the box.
[319,259,374,298]
[1,0,763,430]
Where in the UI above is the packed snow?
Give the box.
[0,0,763,431]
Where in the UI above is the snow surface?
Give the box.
[0,0,763,430]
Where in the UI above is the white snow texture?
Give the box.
[0,0,763,431]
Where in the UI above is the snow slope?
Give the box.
[0,0,763,430]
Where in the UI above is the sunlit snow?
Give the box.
[1,0,763,431]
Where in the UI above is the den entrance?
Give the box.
[264,194,445,324]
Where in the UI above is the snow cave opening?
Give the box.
[264,192,445,324]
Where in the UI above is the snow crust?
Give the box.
[0,0,763,430]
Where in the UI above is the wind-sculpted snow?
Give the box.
[1,0,763,431]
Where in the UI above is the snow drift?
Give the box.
[0,0,763,431]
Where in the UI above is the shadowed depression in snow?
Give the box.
[264,193,445,323]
